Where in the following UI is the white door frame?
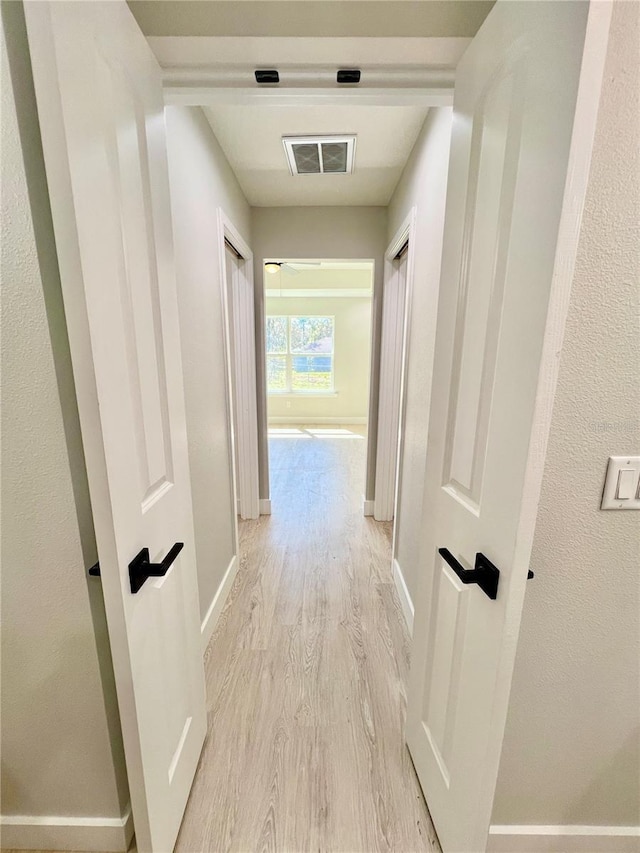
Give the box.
[217,210,260,520]
[406,4,614,851]
[23,3,208,850]
[486,13,614,843]
[374,208,417,521]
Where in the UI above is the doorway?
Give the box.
[19,1,613,850]
[263,259,375,515]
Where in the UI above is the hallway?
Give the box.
[175,428,441,852]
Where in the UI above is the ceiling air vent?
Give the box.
[283,136,356,176]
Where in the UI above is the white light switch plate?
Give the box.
[601,456,640,510]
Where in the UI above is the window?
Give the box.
[266,315,334,393]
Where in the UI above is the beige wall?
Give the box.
[266,294,372,423]
[165,106,250,625]
[1,0,128,831]
[493,0,640,827]
[251,206,387,501]
[386,108,453,608]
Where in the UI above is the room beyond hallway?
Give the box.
[268,423,369,515]
[175,429,441,852]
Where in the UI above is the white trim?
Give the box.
[200,554,238,654]
[152,36,470,79]
[22,6,206,849]
[488,825,640,853]
[268,416,367,425]
[0,806,133,852]
[472,3,615,844]
[264,257,374,269]
[266,288,372,299]
[259,498,272,515]
[162,64,455,90]
[218,209,260,522]
[363,498,375,517]
[374,208,417,522]
[269,391,338,398]
[392,558,414,634]
[164,85,453,108]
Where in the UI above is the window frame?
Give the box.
[266,314,335,395]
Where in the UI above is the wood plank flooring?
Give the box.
[175,426,441,853]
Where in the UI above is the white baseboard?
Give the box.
[488,825,640,852]
[201,554,238,654]
[363,498,374,516]
[268,416,367,425]
[0,805,133,852]
[259,498,271,515]
[392,558,414,634]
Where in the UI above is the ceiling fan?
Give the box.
[264,261,322,276]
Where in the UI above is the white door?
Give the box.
[221,227,260,521]
[374,244,410,521]
[25,3,206,851]
[406,3,609,852]
[225,243,242,515]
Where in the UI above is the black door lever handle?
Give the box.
[438,548,500,600]
[88,543,184,593]
[129,542,184,594]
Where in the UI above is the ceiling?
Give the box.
[129,0,495,207]
[128,2,495,39]
[203,103,429,206]
[264,263,374,296]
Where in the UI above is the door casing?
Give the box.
[218,210,260,521]
[374,209,417,523]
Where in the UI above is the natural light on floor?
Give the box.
[268,427,365,439]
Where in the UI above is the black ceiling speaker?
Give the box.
[255,69,279,84]
[337,69,361,84]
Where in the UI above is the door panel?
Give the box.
[223,235,260,521]
[25,3,206,851]
[101,53,175,506]
[406,3,604,852]
[375,249,409,521]
[444,66,520,506]
[225,244,241,515]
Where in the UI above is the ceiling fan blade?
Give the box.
[289,261,322,268]
[282,263,300,275]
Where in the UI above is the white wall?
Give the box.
[251,207,387,501]
[492,0,640,830]
[386,108,453,611]
[1,4,130,846]
[165,107,251,632]
[266,294,372,423]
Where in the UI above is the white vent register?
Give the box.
[283,135,356,175]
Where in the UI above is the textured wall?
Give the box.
[1,2,128,822]
[165,106,251,623]
[493,0,640,826]
[251,207,387,501]
[386,108,453,608]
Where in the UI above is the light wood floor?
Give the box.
[175,425,441,853]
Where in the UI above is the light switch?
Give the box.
[617,469,637,500]
[601,456,640,510]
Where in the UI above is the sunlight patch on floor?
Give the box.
[306,428,364,439]
[268,425,366,440]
